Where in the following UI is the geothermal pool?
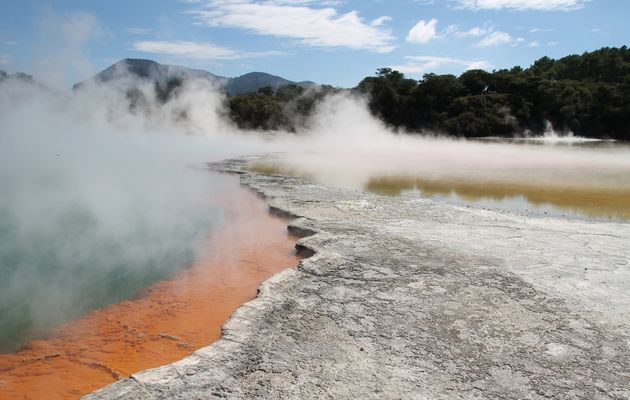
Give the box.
[1,138,629,399]
[249,139,630,222]
[0,173,300,400]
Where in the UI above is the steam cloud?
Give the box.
[0,69,278,351]
[2,39,630,353]
[276,91,630,195]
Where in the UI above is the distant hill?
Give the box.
[0,69,35,84]
[225,71,315,95]
[73,58,315,95]
[72,59,226,90]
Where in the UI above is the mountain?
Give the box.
[226,72,315,95]
[0,69,35,84]
[72,58,226,90]
[73,59,316,95]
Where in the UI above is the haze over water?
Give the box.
[2,69,629,355]
[250,138,630,222]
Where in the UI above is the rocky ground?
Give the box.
[85,157,630,400]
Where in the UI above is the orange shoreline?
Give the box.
[0,177,301,400]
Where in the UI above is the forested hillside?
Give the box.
[356,46,630,139]
[225,84,339,132]
[225,46,630,139]
[5,47,628,139]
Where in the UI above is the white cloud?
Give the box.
[188,0,395,53]
[391,55,492,75]
[442,23,524,48]
[528,40,540,47]
[459,26,491,36]
[529,27,555,33]
[133,40,284,60]
[477,30,513,46]
[371,16,392,27]
[407,18,439,44]
[454,0,589,11]
[0,55,10,65]
[126,27,152,35]
[507,36,522,47]
[548,41,559,46]
[443,23,511,41]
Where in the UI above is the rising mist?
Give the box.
[2,54,630,351]
[0,68,275,351]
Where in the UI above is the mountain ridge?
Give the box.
[73,58,316,95]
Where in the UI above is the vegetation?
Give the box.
[222,46,630,139]
[0,70,35,84]
[224,84,339,132]
[7,46,626,138]
[356,46,630,140]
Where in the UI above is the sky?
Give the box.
[0,0,628,88]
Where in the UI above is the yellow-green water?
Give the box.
[248,140,630,222]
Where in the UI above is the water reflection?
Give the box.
[474,137,628,149]
[248,139,630,222]
[364,175,630,221]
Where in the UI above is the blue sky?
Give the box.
[1,0,628,88]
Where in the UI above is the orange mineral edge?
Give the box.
[0,178,301,400]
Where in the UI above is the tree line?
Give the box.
[224,84,339,132]
[225,46,630,139]
[4,46,628,139]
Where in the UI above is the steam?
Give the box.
[274,92,630,194]
[2,50,630,352]
[0,69,277,351]
[34,9,106,88]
